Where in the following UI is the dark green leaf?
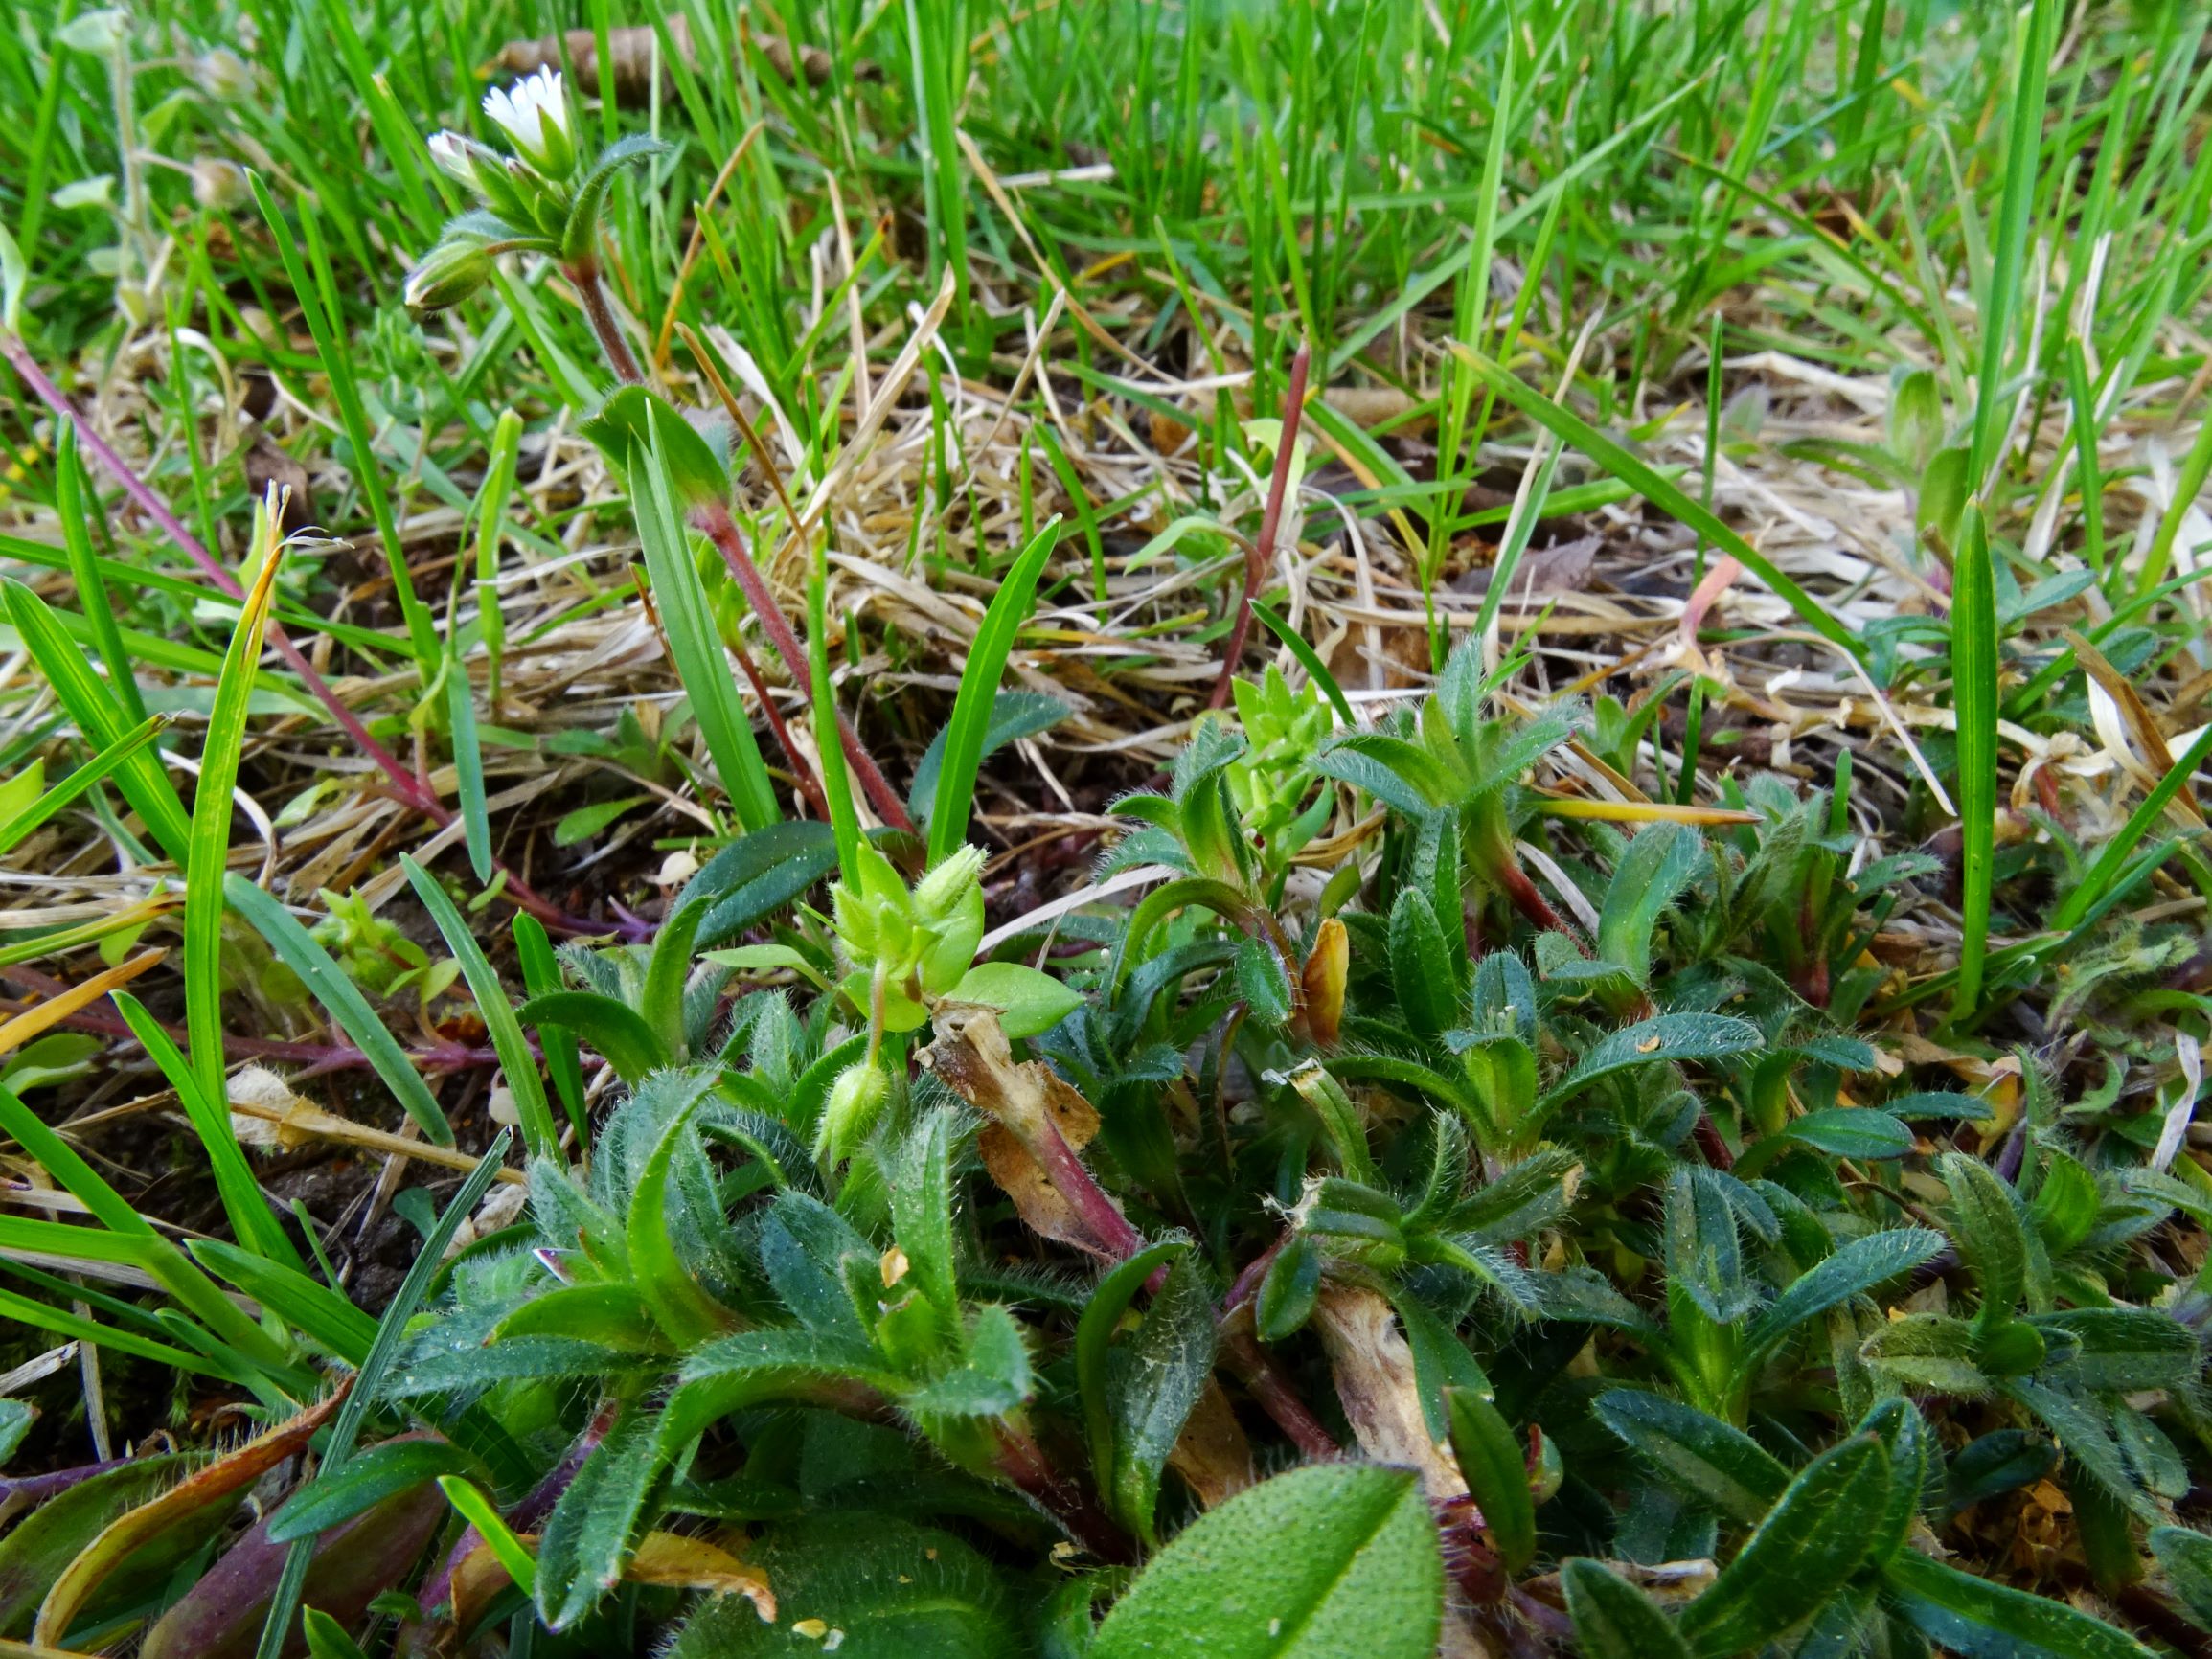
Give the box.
[1677,1432,1888,1655]
[1546,1014,1762,1103]
[1745,1228,1945,1355]
[1255,1236,1322,1342]
[1389,888,1459,1036]
[1446,1387,1535,1573]
[1883,1550,2155,1658]
[2148,1526,2212,1630]
[1594,1389,1787,1526]
[1106,1259,1218,1543]
[1560,1557,1696,1659]
[517,991,668,1084]
[1665,1167,1755,1325]
[267,1439,467,1543]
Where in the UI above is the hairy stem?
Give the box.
[568,259,644,386]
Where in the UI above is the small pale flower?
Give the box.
[426,131,477,186]
[482,68,573,176]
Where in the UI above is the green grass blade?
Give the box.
[1970,0,2055,490]
[400,854,558,1161]
[445,637,492,884]
[110,989,300,1272]
[224,875,454,1147]
[436,1476,538,1594]
[810,569,861,887]
[185,509,285,1108]
[1950,503,1998,1022]
[56,421,147,727]
[2051,722,2212,935]
[633,414,779,830]
[514,912,587,1145]
[1249,598,1355,728]
[247,170,438,674]
[927,516,1060,862]
[2,578,192,863]
[1452,346,1861,659]
[0,1082,295,1375]
[254,1129,513,1659]
[0,712,168,856]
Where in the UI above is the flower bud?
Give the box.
[832,843,919,970]
[57,9,126,54]
[191,159,249,212]
[913,844,985,923]
[917,863,986,998]
[403,238,491,313]
[815,1061,889,1165]
[196,47,256,101]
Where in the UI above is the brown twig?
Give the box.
[1209,341,1311,710]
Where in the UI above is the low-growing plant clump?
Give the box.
[3,0,2212,1656]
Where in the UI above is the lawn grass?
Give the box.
[1,0,2211,1651]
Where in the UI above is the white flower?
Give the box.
[481,68,571,171]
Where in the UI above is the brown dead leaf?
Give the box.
[453,1531,772,1634]
[1450,534,1600,598]
[36,1380,352,1646]
[1311,1284,1466,1503]
[923,1004,1135,1261]
[1165,1380,1256,1509]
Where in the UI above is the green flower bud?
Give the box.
[913,843,985,922]
[914,845,987,996]
[832,842,919,970]
[815,1060,889,1165]
[191,160,249,212]
[196,47,257,102]
[403,238,491,313]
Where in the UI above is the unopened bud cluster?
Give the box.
[1225,666,1332,862]
[832,843,987,1032]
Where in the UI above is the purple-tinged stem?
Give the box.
[696,503,916,833]
[0,334,593,935]
[1209,341,1311,711]
[568,261,645,386]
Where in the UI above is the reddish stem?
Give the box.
[559,256,913,838]
[1025,1108,1148,1263]
[1209,341,1311,711]
[994,1422,1133,1562]
[696,504,916,833]
[0,334,592,935]
[568,260,645,386]
[0,969,502,1075]
[1497,860,1583,943]
[727,631,831,820]
[1222,1325,1339,1459]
